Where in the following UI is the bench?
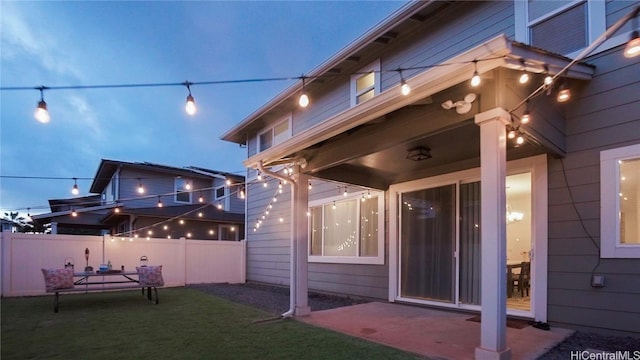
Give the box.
[42,267,163,313]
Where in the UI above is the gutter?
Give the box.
[256,160,298,318]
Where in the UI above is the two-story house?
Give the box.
[221,0,640,356]
[33,159,245,241]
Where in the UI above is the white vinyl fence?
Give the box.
[0,231,246,297]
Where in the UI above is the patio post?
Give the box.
[474,107,511,360]
[293,170,310,316]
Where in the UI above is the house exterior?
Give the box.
[222,0,640,355]
[32,159,245,241]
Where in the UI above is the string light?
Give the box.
[470,60,481,87]
[239,188,245,199]
[71,178,79,195]
[298,76,310,108]
[508,129,517,139]
[516,135,525,145]
[157,196,163,207]
[624,30,640,58]
[308,180,313,190]
[137,178,145,194]
[71,209,77,217]
[34,86,50,123]
[226,178,232,186]
[184,82,196,115]
[398,69,411,96]
[521,101,531,124]
[518,59,529,84]
[198,193,204,203]
[556,80,571,103]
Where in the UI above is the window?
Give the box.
[601,144,640,258]
[309,191,384,264]
[351,59,381,106]
[174,178,192,204]
[514,0,605,57]
[258,115,291,152]
[215,186,226,200]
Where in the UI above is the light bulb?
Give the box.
[71,210,77,217]
[516,135,525,145]
[557,88,571,103]
[519,72,529,84]
[508,130,516,139]
[401,82,411,96]
[544,75,553,86]
[34,100,50,123]
[185,94,196,115]
[624,31,640,58]
[471,71,481,87]
[299,93,310,108]
[71,179,79,195]
[521,111,530,124]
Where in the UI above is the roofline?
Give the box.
[220,0,437,143]
[31,203,117,221]
[241,35,595,169]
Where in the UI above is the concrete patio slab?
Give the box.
[299,302,573,359]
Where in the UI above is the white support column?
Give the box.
[293,170,310,316]
[474,108,512,360]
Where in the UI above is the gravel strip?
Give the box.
[189,282,640,359]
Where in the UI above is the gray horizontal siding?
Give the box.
[547,44,640,334]
[245,177,388,299]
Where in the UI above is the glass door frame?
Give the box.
[388,155,548,320]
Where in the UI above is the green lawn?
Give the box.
[1,287,419,359]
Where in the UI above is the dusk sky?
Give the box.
[1,1,406,216]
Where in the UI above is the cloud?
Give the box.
[0,3,81,79]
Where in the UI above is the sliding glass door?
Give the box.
[400,184,456,302]
[397,173,533,312]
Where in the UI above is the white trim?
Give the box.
[350,59,381,107]
[387,155,548,320]
[308,190,385,265]
[258,114,292,153]
[601,144,640,258]
[174,178,193,204]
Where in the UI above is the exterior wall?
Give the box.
[244,1,517,300]
[245,177,389,299]
[547,45,640,336]
[132,216,243,241]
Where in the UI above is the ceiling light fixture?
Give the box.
[406,146,432,161]
[184,81,196,115]
[34,86,50,123]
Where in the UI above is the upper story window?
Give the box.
[174,178,192,204]
[258,115,291,153]
[515,0,605,57]
[601,144,640,258]
[309,190,385,265]
[215,186,227,200]
[350,59,381,107]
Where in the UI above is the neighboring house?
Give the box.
[33,159,245,240]
[221,0,640,354]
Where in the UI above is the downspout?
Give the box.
[257,161,297,318]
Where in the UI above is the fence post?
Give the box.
[180,237,187,286]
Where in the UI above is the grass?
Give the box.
[1,287,419,359]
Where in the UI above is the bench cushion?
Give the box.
[42,268,74,292]
[136,265,164,286]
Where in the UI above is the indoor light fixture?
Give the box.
[184,82,196,115]
[34,86,50,124]
[71,178,79,195]
[398,69,411,96]
[298,76,310,108]
[470,60,481,87]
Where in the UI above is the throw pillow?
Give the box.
[136,265,164,286]
[41,268,74,292]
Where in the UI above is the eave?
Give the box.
[241,35,594,170]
